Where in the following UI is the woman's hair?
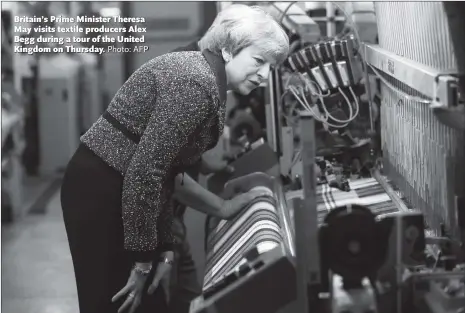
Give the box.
[198,4,289,65]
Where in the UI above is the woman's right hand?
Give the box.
[221,189,269,220]
[112,263,152,313]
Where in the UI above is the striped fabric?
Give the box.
[202,177,400,291]
[286,177,400,226]
[203,196,283,290]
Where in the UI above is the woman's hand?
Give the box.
[112,262,152,313]
[221,189,269,220]
[111,251,174,313]
[147,251,175,295]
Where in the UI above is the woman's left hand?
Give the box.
[112,263,152,313]
[147,251,175,295]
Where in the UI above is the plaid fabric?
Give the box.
[286,177,400,226]
[202,178,400,290]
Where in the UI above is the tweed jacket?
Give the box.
[81,50,227,261]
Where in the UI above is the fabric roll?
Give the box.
[203,193,282,290]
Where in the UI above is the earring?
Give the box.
[223,52,231,63]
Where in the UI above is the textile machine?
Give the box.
[190,2,465,313]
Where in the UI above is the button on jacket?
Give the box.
[81,50,227,261]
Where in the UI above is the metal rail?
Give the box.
[274,178,296,257]
[364,43,460,108]
[372,169,409,213]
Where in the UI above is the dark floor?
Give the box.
[1,186,207,313]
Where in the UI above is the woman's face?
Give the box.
[224,45,273,95]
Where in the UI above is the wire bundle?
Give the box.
[284,73,360,129]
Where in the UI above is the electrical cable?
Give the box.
[280,90,298,126]
[277,2,373,139]
[290,149,301,169]
[286,73,361,128]
[278,0,364,127]
[329,2,432,105]
[289,40,301,54]
[278,1,298,26]
[311,80,360,124]
[297,73,330,98]
[330,2,363,56]
[288,85,349,128]
[319,88,355,124]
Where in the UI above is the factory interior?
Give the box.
[1,1,465,313]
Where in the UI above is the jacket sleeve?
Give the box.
[156,200,175,251]
[122,76,215,262]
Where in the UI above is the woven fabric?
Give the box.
[203,196,282,290]
[202,178,400,290]
[286,177,400,226]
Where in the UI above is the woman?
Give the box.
[167,6,283,313]
[60,4,289,313]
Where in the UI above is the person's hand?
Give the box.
[112,262,152,313]
[147,251,175,296]
[221,189,270,220]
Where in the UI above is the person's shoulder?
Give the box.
[156,51,205,68]
[171,41,199,52]
[148,52,216,90]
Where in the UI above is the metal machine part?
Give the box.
[190,245,296,313]
[228,108,262,145]
[343,2,378,44]
[375,212,427,313]
[264,2,321,44]
[196,99,463,313]
[206,139,279,195]
[192,173,297,313]
[443,2,465,103]
[193,3,465,312]
[364,44,460,110]
[265,74,280,154]
[285,37,361,93]
[274,104,463,313]
[320,204,385,282]
[317,205,425,313]
[367,2,465,241]
[403,271,465,313]
[331,274,378,313]
[281,37,372,163]
[418,274,465,313]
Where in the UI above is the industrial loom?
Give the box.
[190,2,465,313]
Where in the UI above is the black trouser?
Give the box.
[168,218,202,313]
[168,168,202,313]
[61,144,168,313]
